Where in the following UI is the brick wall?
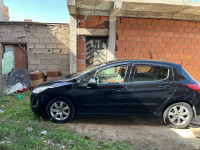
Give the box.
[77,15,109,72]
[0,22,70,89]
[116,17,200,82]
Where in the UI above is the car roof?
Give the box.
[106,59,182,68]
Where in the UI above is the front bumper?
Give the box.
[30,93,49,116]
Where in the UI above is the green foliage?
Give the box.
[0,90,137,150]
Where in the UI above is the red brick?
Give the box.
[159,19,168,25]
[185,28,192,33]
[116,24,124,29]
[167,20,175,26]
[182,21,190,27]
[101,16,109,21]
[77,64,85,69]
[155,26,163,31]
[175,21,182,27]
[147,25,156,30]
[123,30,130,35]
[116,18,121,23]
[130,41,137,47]
[170,26,178,32]
[152,42,159,47]
[124,24,132,29]
[149,37,156,42]
[128,18,138,24]
[192,28,199,34]
[92,16,101,20]
[189,22,197,28]
[178,27,184,32]
[134,36,141,41]
[188,33,195,38]
[77,48,85,53]
[116,41,122,46]
[88,21,96,27]
[156,37,162,42]
[122,41,129,47]
[140,25,148,30]
[127,36,134,41]
[152,19,160,25]
[141,36,149,42]
[121,18,129,23]
[159,32,167,37]
[116,30,123,35]
[162,26,171,32]
[162,37,171,42]
[130,30,137,35]
[145,42,152,47]
[118,35,126,40]
[132,24,140,30]
[77,54,85,59]
[77,15,84,20]
[126,47,134,52]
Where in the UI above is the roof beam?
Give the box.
[67,0,77,15]
[110,0,122,16]
[77,28,109,36]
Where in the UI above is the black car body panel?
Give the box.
[31,60,200,117]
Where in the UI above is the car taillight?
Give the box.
[187,84,200,93]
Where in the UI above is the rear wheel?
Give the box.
[46,97,75,123]
[163,102,193,129]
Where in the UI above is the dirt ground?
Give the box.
[66,116,200,150]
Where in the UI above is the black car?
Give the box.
[31,60,200,129]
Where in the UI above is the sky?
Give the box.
[3,0,200,23]
[4,0,70,23]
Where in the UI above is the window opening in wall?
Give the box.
[2,44,28,74]
[85,37,108,68]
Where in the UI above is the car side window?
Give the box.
[97,65,129,84]
[133,65,169,82]
[79,71,96,86]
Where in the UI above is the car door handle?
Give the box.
[159,85,170,89]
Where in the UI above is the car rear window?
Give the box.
[133,65,169,82]
[181,67,194,81]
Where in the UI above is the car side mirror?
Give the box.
[87,78,97,87]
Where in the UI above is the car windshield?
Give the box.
[65,63,106,80]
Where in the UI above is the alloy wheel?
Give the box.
[50,101,70,121]
[168,105,190,126]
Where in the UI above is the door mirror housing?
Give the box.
[87,78,97,87]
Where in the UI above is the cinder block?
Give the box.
[36,53,47,59]
[28,64,37,70]
[47,65,57,70]
[36,64,47,70]
[29,38,40,43]
[30,59,40,65]
[41,59,51,65]
[47,54,58,59]
[35,43,46,49]
[46,43,57,48]
[40,38,51,43]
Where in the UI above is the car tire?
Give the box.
[46,97,75,123]
[163,102,193,129]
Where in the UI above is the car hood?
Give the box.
[36,75,76,88]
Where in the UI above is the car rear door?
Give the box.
[124,63,176,115]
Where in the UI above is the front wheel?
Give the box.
[163,102,193,129]
[46,97,75,123]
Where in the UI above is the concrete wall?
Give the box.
[116,17,200,82]
[0,22,70,89]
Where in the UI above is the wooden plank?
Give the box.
[14,45,28,69]
[77,28,109,36]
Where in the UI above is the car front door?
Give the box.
[124,63,176,115]
[73,63,131,115]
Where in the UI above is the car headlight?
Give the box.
[32,86,50,93]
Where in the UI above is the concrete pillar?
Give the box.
[70,14,77,73]
[107,16,116,61]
